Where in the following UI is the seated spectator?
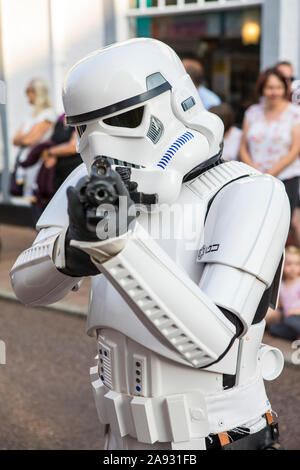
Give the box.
[210,104,242,161]
[267,246,300,341]
[20,113,82,222]
[276,61,300,246]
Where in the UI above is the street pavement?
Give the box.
[0,299,104,450]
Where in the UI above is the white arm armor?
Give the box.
[10,164,88,307]
[73,225,237,369]
[198,174,290,331]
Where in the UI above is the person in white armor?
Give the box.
[10,39,290,450]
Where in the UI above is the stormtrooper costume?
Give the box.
[10,39,290,450]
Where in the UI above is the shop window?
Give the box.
[129,0,138,8]
[131,0,158,7]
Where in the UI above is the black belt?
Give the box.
[205,413,283,451]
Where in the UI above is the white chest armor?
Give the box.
[87,162,285,448]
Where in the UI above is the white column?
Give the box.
[279,0,300,76]
[48,0,67,114]
[49,0,105,114]
[1,0,52,167]
[261,0,300,75]
[114,0,131,43]
[0,0,9,198]
[103,0,117,45]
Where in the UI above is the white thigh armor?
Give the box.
[10,161,290,450]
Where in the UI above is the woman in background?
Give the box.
[240,68,300,219]
[12,78,56,198]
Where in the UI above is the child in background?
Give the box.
[267,246,300,341]
[209,103,242,161]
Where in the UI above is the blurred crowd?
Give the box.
[182,54,300,343]
[10,56,300,343]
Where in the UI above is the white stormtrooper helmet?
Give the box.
[63,38,224,204]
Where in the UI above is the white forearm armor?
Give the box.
[10,164,87,306]
[10,227,82,306]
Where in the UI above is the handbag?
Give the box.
[9,148,25,196]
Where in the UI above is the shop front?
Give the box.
[128,2,262,122]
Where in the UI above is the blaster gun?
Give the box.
[76,156,120,232]
[76,155,158,233]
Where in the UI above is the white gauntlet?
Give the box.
[10,230,82,307]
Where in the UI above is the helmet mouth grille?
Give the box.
[98,155,145,169]
[147,116,163,144]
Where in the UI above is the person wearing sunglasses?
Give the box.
[276,61,296,101]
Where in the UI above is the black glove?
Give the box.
[59,186,101,277]
[59,158,136,278]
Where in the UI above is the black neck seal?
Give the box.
[183,147,224,183]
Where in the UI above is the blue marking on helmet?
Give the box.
[165,151,174,159]
[157,132,195,170]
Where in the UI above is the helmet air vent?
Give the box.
[181,96,196,112]
[146,72,168,90]
[147,116,163,144]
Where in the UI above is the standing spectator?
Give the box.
[181,54,221,110]
[267,246,300,341]
[240,68,300,219]
[276,61,300,245]
[210,103,242,161]
[12,78,56,199]
[276,61,296,100]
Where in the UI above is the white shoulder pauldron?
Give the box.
[197,170,290,285]
[185,161,260,204]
